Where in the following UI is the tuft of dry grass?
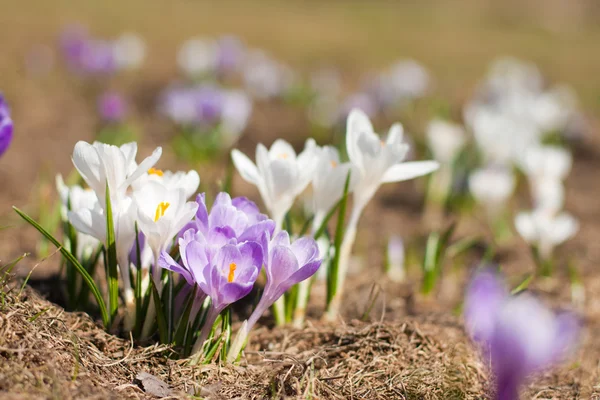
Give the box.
[0,274,489,399]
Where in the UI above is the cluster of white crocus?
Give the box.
[59,141,199,329]
[231,108,439,320]
[464,57,578,168]
[515,145,578,260]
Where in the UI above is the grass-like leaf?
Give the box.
[104,184,120,324]
[326,170,351,306]
[150,278,168,344]
[13,206,110,327]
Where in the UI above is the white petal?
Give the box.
[346,108,374,166]
[231,149,260,185]
[514,212,537,243]
[550,213,578,245]
[381,160,439,183]
[126,146,163,188]
[386,123,404,145]
[72,141,103,193]
[68,208,106,242]
[269,139,297,161]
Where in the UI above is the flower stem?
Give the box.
[191,306,221,357]
[325,202,362,321]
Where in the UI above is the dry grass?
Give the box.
[0,272,489,399]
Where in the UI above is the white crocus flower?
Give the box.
[177,37,217,77]
[134,181,199,271]
[56,175,100,260]
[231,138,319,229]
[426,119,466,202]
[515,209,578,259]
[221,90,253,147]
[311,145,356,231]
[133,168,200,200]
[113,32,146,70]
[468,166,516,217]
[326,109,438,320]
[521,145,572,182]
[426,119,466,164]
[72,141,162,207]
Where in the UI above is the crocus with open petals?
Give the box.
[231,138,319,229]
[159,224,263,355]
[326,109,438,319]
[514,209,578,260]
[465,269,579,400]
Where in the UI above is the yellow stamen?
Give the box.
[148,167,164,177]
[154,202,170,222]
[330,160,338,168]
[227,263,237,283]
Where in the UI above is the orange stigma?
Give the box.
[148,167,164,177]
[153,202,170,222]
[227,263,237,283]
[278,153,289,160]
[330,160,338,168]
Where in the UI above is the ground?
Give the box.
[1,1,600,398]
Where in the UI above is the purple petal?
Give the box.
[158,251,194,285]
[184,240,210,285]
[552,312,580,363]
[194,193,209,232]
[290,237,320,266]
[284,260,321,288]
[266,245,299,292]
[464,268,507,343]
[238,220,275,243]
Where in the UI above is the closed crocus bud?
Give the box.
[465,269,580,400]
[469,166,516,216]
[247,231,321,329]
[0,94,14,157]
[386,235,405,282]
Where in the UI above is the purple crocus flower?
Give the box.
[215,35,244,77]
[195,86,223,125]
[159,226,263,353]
[182,192,275,245]
[98,92,127,123]
[0,95,14,157]
[465,269,580,400]
[60,25,89,71]
[247,231,321,329]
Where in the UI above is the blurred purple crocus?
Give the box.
[98,92,127,123]
[0,95,14,157]
[465,269,580,400]
[215,35,244,77]
[247,231,321,329]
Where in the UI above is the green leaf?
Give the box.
[150,278,168,344]
[511,273,533,295]
[13,206,110,327]
[326,170,351,306]
[174,285,198,348]
[104,184,120,324]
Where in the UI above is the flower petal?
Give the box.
[381,160,439,183]
[231,149,260,185]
